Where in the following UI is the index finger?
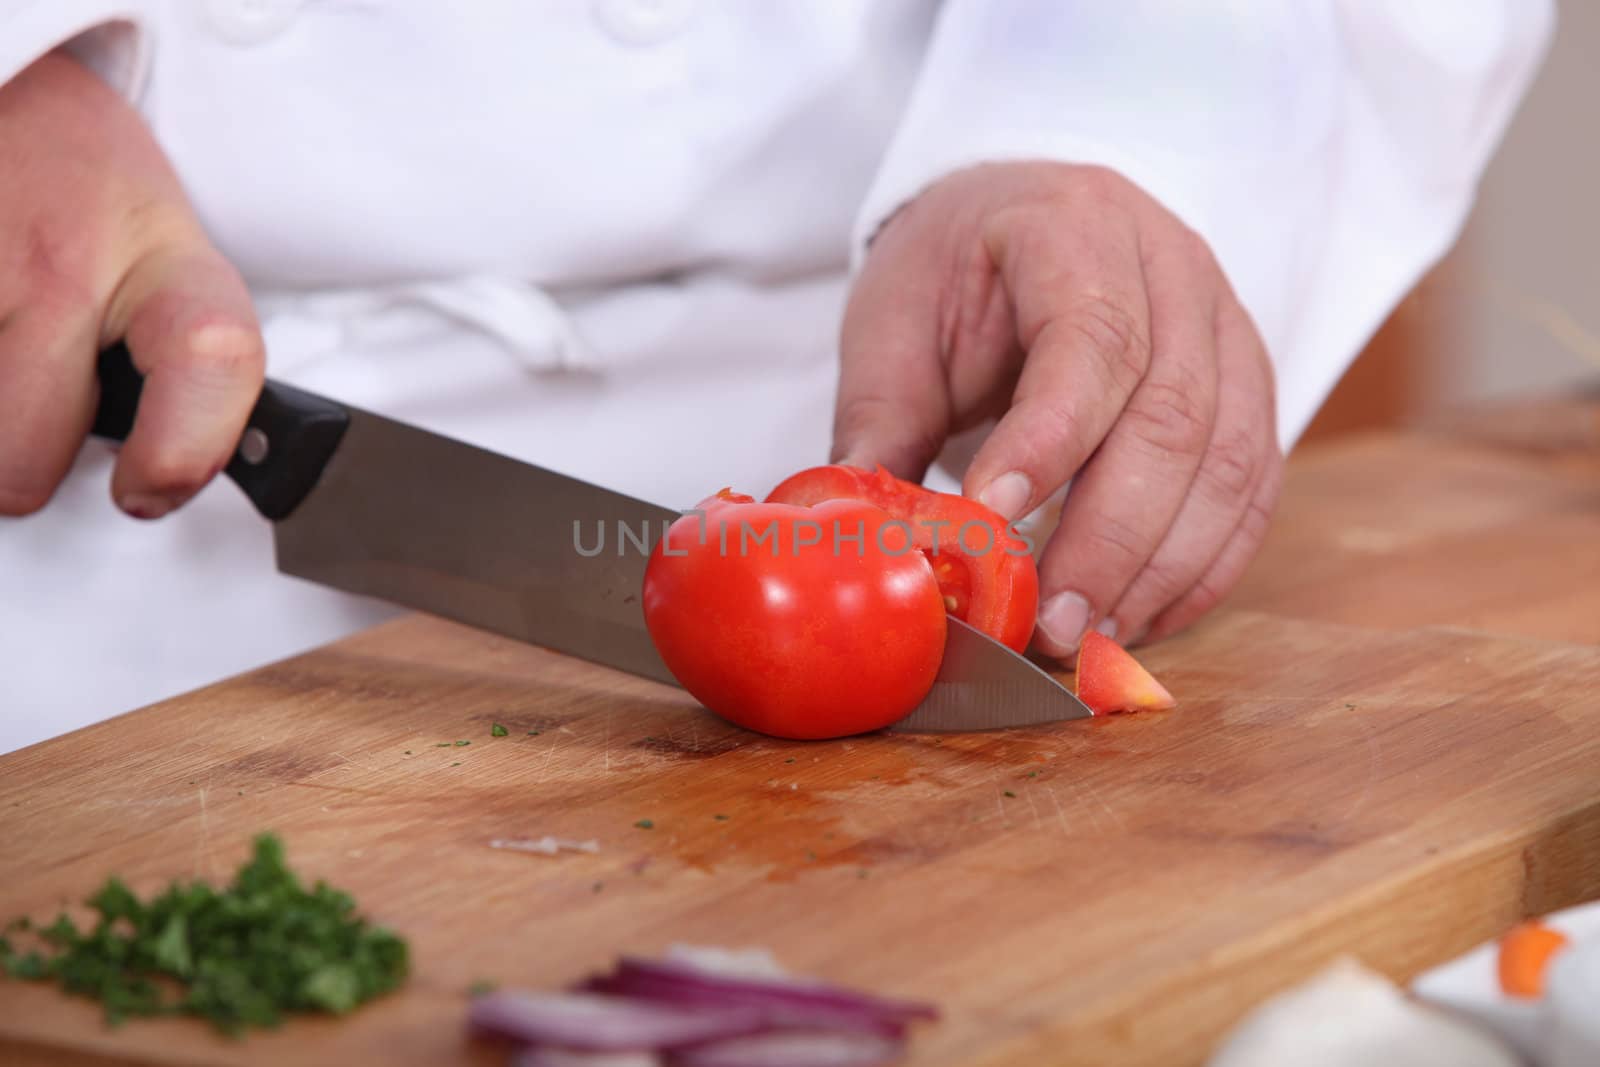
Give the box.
[960,205,1152,522]
[103,248,265,518]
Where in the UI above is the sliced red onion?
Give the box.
[670,1031,903,1067]
[580,957,937,1037]
[470,990,763,1051]
[517,1049,664,1067]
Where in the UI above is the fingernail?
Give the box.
[1037,591,1091,653]
[977,470,1032,520]
[1095,616,1118,641]
[120,493,175,521]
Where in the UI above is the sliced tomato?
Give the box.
[765,464,1039,652]
[642,488,948,739]
[1074,631,1176,714]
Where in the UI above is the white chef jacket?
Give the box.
[0,1,1554,754]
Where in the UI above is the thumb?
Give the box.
[829,239,950,481]
[100,242,266,518]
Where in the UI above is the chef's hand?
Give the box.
[0,49,264,520]
[832,162,1284,657]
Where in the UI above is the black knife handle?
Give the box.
[92,342,350,520]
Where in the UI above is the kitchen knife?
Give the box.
[90,343,1093,732]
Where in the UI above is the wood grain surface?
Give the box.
[1,390,1597,1067]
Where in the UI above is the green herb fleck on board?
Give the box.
[634,819,654,830]
[526,730,541,737]
[713,814,730,821]
[1003,790,1016,798]
[436,743,452,748]
[403,751,412,756]
[454,740,470,747]
[490,724,508,738]
[0,833,407,1035]
[451,762,461,767]
[784,758,796,764]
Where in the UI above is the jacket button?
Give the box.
[592,0,696,46]
[200,0,304,46]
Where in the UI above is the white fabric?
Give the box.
[0,1,1553,753]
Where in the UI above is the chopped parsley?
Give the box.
[453,740,470,747]
[526,730,542,737]
[0,833,407,1036]
[1003,790,1016,798]
[713,814,730,822]
[490,724,508,738]
[634,819,654,830]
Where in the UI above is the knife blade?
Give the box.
[887,617,1092,732]
[91,343,1092,731]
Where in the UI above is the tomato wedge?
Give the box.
[766,464,1039,652]
[1074,631,1176,714]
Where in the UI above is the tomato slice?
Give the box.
[766,464,1039,652]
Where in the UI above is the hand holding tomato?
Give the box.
[643,473,1177,738]
[833,162,1285,658]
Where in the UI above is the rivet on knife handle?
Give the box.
[92,342,351,521]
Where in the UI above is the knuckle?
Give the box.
[1132,553,1198,607]
[1057,164,1127,205]
[1010,394,1079,456]
[1199,428,1262,502]
[1176,223,1220,273]
[137,453,212,498]
[1062,293,1149,392]
[1122,375,1212,459]
[1238,483,1279,544]
[176,320,265,382]
[834,393,944,465]
[1079,509,1152,576]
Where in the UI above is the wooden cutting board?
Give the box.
[1,392,1598,1067]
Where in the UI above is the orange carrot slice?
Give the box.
[1497,919,1569,997]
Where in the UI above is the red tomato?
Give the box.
[642,489,948,740]
[765,464,1039,652]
